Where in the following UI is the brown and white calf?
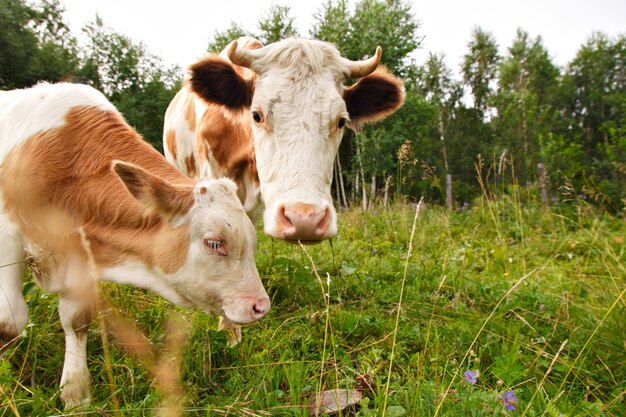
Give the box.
[0,82,269,407]
[164,37,404,242]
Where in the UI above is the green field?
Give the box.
[1,192,624,416]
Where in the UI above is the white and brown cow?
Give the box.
[164,37,404,242]
[0,82,269,407]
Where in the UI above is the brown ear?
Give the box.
[112,161,194,218]
[188,56,253,110]
[343,66,405,129]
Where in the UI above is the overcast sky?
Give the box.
[61,0,625,74]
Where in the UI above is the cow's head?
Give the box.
[113,161,270,324]
[188,38,404,243]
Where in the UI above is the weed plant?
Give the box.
[1,190,624,416]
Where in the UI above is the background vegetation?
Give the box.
[1,0,624,212]
[1,0,624,415]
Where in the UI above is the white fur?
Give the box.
[245,39,350,238]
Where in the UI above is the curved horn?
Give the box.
[227,40,257,68]
[347,46,383,78]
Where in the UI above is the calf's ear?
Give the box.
[112,161,194,218]
[343,66,405,130]
[188,56,253,110]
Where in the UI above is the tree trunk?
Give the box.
[446,174,453,210]
[383,175,391,207]
[370,175,376,208]
[335,156,348,208]
[537,162,549,205]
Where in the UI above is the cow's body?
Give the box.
[164,36,263,222]
[0,82,269,407]
[164,37,405,242]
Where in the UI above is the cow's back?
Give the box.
[0,83,194,251]
[163,87,205,177]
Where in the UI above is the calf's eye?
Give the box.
[337,117,347,129]
[203,238,228,256]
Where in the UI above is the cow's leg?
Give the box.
[58,294,93,407]
[0,216,27,354]
[218,317,241,345]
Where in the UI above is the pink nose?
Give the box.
[251,297,270,320]
[276,203,331,242]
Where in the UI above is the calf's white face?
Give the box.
[113,163,269,324]
[188,38,404,243]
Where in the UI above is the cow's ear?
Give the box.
[343,67,405,130]
[188,56,253,110]
[112,160,194,218]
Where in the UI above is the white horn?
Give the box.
[346,46,383,78]
[228,40,257,68]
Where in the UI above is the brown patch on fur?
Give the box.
[71,308,92,336]
[183,93,196,130]
[0,106,195,274]
[184,154,196,178]
[343,66,405,128]
[0,322,19,350]
[188,56,254,110]
[197,105,257,190]
[166,130,177,160]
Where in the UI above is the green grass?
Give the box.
[1,194,624,416]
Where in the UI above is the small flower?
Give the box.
[500,390,518,411]
[539,304,546,311]
[463,370,478,384]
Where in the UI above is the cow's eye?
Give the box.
[203,238,228,256]
[251,111,264,123]
[337,117,347,129]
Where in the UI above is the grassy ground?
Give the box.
[1,191,624,416]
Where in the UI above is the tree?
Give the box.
[207,22,249,53]
[311,0,350,49]
[78,17,180,149]
[554,32,626,209]
[492,29,559,183]
[462,27,499,115]
[0,0,78,89]
[257,4,298,44]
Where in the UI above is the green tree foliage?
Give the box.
[77,17,180,149]
[553,32,626,209]
[0,0,78,89]
[207,22,249,53]
[207,4,298,51]
[257,4,299,44]
[492,29,560,183]
[462,27,500,114]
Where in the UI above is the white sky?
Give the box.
[61,0,626,74]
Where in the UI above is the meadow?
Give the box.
[1,187,624,416]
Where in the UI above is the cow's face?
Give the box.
[188,38,404,243]
[113,162,269,324]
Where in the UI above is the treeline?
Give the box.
[2,0,624,211]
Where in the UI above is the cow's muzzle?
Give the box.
[274,202,333,242]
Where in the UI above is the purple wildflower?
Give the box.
[463,370,478,384]
[500,390,518,411]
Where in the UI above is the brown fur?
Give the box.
[166,130,177,160]
[183,92,196,130]
[71,308,93,336]
[184,153,197,178]
[0,322,19,350]
[0,106,196,273]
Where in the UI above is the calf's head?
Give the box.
[188,38,404,243]
[113,161,270,324]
